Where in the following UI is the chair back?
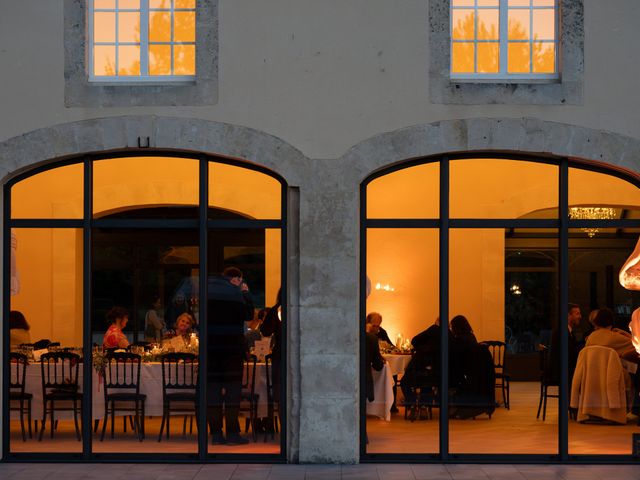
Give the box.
[265,353,275,405]
[242,354,258,394]
[10,352,29,394]
[480,340,507,374]
[160,352,198,395]
[103,351,142,395]
[40,351,81,393]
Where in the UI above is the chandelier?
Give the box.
[569,207,617,237]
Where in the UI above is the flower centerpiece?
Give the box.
[92,347,107,376]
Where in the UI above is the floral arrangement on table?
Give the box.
[92,348,108,376]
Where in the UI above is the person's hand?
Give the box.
[241,282,249,292]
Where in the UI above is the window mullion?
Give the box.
[115,0,120,75]
[499,0,508,74]
[171,0,175,75]
[140,0,149,76]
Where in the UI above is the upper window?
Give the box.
[89,0,196,82]
[451,0,558,82]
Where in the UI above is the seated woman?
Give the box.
[103,306,130,350]
[586,308,639,363]
[9,310,31,349]
[164,312,197,352]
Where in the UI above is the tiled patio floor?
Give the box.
[1,463,639,480]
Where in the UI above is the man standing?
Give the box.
[549,303,582,388]
[207,267,252,445]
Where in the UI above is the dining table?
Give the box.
[12,360,270,422]
[366,353,412,421]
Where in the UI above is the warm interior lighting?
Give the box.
[509,283,522,295]
[375,282,395,292]
[568,207,617,237]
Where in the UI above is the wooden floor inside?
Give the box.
[8,414,281,455]
[367,381,639,455]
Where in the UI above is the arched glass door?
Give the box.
[362,154,640,461]
[4,152,286,461]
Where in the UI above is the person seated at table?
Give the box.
[9,310,31,349]
[164,312,197,352]
[449,315,479,388]
[448,315,496,419]
[103,306,130,350]
[366,312,394,347]
[400,318,442,416]
[585,308,639,363]
[245,308,265,349]
[365,318,385,403]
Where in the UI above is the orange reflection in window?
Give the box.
[477,9,499,40]
[174,11,196,42]
[533,9,555,39]
[508,42,530,73]
[478,43,499,73]
[118,45,141,75]
[452,42,475,73]
[149,11,171,42]
[93,157,199,217]
[209,163,281,220]
[149,44,172,75]
[11,163,84,219]
[533,42,555,73]
[94,12,116,43]
[452,10,475,41]
[174,44,195,75]
[118,12,140,43]
[508,10,530,41]
[94,45,116,75]
[176,0,196,8]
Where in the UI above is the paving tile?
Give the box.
[192,464,238,480]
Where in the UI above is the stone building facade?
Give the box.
[1,0,640,463]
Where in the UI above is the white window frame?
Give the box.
[450,0,559,83]
[88,0,196,84]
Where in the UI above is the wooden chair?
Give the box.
[264,353,280,441]
[480,340,510,409]
[536,345,558,420]
[240,354,259,442]
[10,352,32,441]
[100,351,146,441]
[39,351,82,441]
[158,352,198,441]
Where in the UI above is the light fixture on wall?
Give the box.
[375,282,395,292]
[569,207,617,238]
[509,283,522,296]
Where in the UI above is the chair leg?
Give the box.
[542,386,549,421]
[50,401,55,438]
[19,399,26,442]
[536,383,544,419]
[505,379,510,410]
[100,410,109,441]
[27,399,32,439]
[110,402,116,438]
[38,401,47,441]
[73,399,81,441]
[158,407,167,442]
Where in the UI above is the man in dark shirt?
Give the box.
[549,303,582,389]
[207,268,253,445]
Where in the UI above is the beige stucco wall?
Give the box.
[2,0,640,465]
[0,0,639,159]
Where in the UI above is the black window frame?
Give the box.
[3,149,287,463]
[360,152,640,463]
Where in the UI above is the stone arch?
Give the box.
[340,118,640,183]
[0,116,309,186]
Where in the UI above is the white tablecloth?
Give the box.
[15,361,269,420]
[383,354,411,377]
[365,364,394,421]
